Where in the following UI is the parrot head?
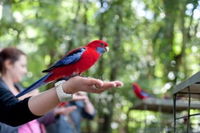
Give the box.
[132,83,140,90]
[86,40,109,54]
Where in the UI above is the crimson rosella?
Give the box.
[132,83,151,100]
[16,40,109,98]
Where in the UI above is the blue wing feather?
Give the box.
[141,91,149,97]
[43,48,86,72]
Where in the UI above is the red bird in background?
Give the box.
[16,40,109,98]
[132,83,151,100]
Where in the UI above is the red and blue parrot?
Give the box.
[16,40,109,98]
[132,83,151,100]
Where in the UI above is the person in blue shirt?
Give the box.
[46,91,96,133]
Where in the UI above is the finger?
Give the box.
[81,87,106,94]
[63,106,77,114]
[85,77,104,88]
[66,106,77,111]
[84,82,117,93]
[101,81,117,88]
[76,91,87,96]
[91,84,98,89]
[112,81,124,87]
[71,95,85,101]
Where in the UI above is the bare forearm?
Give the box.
[28,87,59,116]
[28,76,123,116]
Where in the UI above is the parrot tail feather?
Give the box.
[16,73,52,98]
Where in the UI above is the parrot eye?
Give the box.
[100,43,104,47]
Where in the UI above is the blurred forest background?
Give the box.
[0,0,200,132]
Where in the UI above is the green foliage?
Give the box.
[0,0,200,132]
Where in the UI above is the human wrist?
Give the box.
[55,82,72,102]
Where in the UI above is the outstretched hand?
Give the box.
[62,76,123,94]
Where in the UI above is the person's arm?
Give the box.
[28,76,122,116]
[73,92,95,115]
[0,87,38,126]
[83,97,95,115]
[38,106,77,126]
[28,87,59,116]
[81,98,96,120]
[0,76,123,126]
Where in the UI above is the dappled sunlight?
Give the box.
[0,0,200,132]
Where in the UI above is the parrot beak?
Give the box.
[105,47,109,52]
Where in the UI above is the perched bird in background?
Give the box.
[132,83,151,100]
[16,40,109,98]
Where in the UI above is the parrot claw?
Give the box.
[56,74,80,82]
[91,84,98,89]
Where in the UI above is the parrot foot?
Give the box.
[56,74,80,82]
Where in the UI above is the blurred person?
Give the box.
[0,47,80,133]
[46,91,96,133]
